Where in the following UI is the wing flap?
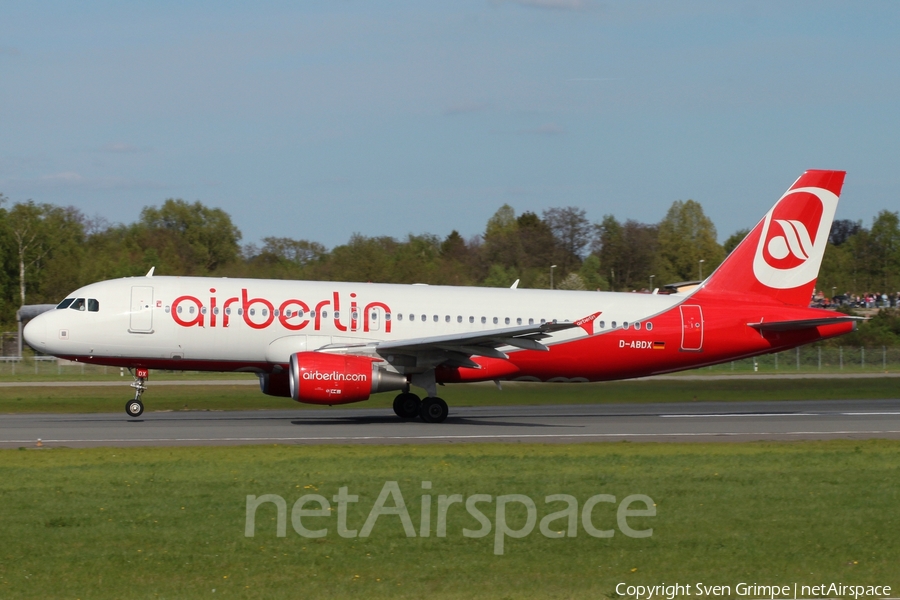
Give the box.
[438,344,509,360]
[374,321,576,354]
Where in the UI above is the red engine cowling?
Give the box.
[288,352,407,405]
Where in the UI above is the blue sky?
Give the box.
[2,1,898,248]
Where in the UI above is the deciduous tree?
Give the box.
[656,199,723,283]
[138,199,242,274]
[543,206,590,273]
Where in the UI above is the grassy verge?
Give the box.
[3,344,900,383]
[0,366,256,382]
[0,441,897,599]
[1,378,898,414]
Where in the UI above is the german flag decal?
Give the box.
[653,341,666,350]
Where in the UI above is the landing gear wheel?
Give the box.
[419,397,449,423]
[127,367,149,418]
[126,399,144,418]
[393,393,421,419]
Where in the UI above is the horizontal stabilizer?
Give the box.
[748,316,864,332]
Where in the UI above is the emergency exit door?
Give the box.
[680,304,703,351]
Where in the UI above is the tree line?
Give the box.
[0,192,897,329]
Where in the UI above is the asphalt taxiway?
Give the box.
[2,399,900,448]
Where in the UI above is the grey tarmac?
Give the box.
[0,372,898,388]
[2,399,900,448]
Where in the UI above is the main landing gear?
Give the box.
[126,367,149,418]
[392,392,449,423]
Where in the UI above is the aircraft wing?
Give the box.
[322,320,582,370]
[378,321,576,354]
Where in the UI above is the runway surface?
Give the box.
[3,399,900,447]
[1,372,898,387]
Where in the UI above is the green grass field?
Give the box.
[1,441,897,599]
[0,377,898,414]
[4,343,900,382]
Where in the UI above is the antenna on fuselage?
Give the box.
[145,267,155,277]
[510,279,519,289]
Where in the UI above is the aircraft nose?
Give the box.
[23,315,48,351]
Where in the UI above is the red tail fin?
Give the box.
[702,170,845,306]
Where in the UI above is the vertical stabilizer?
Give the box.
[701,170,845,306]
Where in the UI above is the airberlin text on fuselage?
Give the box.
[170,288,392,333]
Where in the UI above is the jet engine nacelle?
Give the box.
[258,371,291,397]
[288,351,407,405]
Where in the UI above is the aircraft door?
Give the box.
[679,304,703,351]
[130,286,154,333]
[366,306,384,332]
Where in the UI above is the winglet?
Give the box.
[146,267,155,277]
[575,311,602,335]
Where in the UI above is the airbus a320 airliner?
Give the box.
[24,170,859,422]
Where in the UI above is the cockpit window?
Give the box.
[88,299,99,312]
[70,298,86,311]
[57,298,74,309]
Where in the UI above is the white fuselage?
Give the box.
[25,276,682,369]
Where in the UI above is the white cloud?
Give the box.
[502,0,588,11]
[518,122,565,135]
[35,171,163,190]
[42,171,85,184]
[98,142,146,154]
[491,122,566,136]
[443,102,490,116]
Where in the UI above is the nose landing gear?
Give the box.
[126,399,144,418]
[126,367,148,418]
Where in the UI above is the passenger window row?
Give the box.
[391,313,654,331]
[156,303,654,332]
[596,320,653,331]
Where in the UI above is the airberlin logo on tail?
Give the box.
[768,219,814,264]
[752,186,838,290]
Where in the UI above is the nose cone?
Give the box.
[23,314,48,352]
